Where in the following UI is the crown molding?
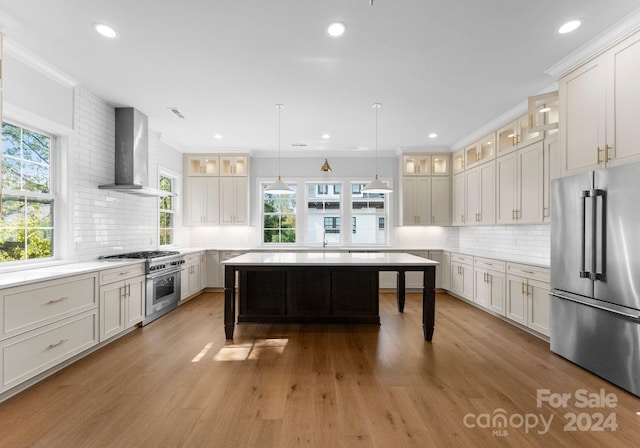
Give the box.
[3,37,78,88]
[546,8,640,79]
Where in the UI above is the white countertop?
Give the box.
[221,251,439,266]
[0,260,144,289]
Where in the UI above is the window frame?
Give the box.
[260,180,299,245]
[1,120,57,265]
[158,173,177,247]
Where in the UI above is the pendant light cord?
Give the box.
[373,102,381,177]
[276,104,283,179]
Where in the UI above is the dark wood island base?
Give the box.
[223,253,437,341]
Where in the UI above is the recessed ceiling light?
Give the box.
[214,134,223,139]
[428,133,438,139]
[327,22,346,37]
[93,23,118,39]
[558,20,582,34]
[322,134,331,139]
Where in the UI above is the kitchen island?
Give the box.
[222,252,438,341]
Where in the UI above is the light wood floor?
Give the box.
[1,292,639,447]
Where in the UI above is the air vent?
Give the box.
[168,107,185,119]
[291,143,308,148]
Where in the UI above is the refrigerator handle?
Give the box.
[593,189,606,281]
[579,190,590,278]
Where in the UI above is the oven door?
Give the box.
[145,268,182,322]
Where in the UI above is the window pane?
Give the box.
[0,229,26,261]
[307,183,341,245]
[22,129,50,165]
[22,159,50,193]
[26,229,52,259]
[1,123,21,157]
[158,175,175,246]
[351,183,387,244]
[262,183,296,244]
[26,198,53,227]
[0,195,25,227]
[2,157,21,190]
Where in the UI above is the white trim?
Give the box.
[3,37,79,88]
[3,101,74,136]
[545,8,640,79]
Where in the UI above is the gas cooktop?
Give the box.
[101,250,180,260]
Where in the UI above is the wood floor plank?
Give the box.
[1,291,639,447]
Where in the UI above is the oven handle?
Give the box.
[146,267,183,279]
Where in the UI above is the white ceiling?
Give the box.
[1,0,640,155]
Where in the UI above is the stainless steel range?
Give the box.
[101,250,185,325]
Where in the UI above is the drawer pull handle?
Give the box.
[48,339,68,349]
[523,270,534,274]
[48,296,69,304]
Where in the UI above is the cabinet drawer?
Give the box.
[100,263,145,285]
[1,310,98,391]
[506,262,550,282]
[183,252,202,264]
[450,253,473,265]
[2,275,98,339]
[474,257,506,272]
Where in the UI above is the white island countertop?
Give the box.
[221,251,439,266]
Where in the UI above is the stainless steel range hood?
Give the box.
[99,107,170,197]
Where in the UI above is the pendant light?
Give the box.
[265,104,294,194]
[320,159,332,172]
[363,103,392,194]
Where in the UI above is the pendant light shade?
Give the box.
[363,103,392,194]
[265,104,294,195]
[320,159,332,172]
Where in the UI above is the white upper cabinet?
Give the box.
[452,173,466,226]
[401,154,450,226]
[559,29,640,176]
[452,149,465,174]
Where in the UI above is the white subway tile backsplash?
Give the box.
[457,225,550,261]
[70,87,160,260]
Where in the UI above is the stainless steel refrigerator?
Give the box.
[551,162,640,397]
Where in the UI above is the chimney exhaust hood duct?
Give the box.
[99,107,172,197]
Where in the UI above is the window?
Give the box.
[306,182,341,245]
[1,122,55,262]
[263,183,297,243]
[350,182,387,245]
[159,175,175,246]
[324,217,340,234]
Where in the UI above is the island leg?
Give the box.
[396,270,406,313]
[224,265,236,340]
[422,266,436,341]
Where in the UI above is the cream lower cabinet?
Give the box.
[505,263,550,336]
[450,253,474,300]
[205,250,221,287]
[473,257,506,315]
[442,251,451,291]
[181,252,204,300]
[99,264,146,342]
[379,250,443,290]
[1,273,99,393]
